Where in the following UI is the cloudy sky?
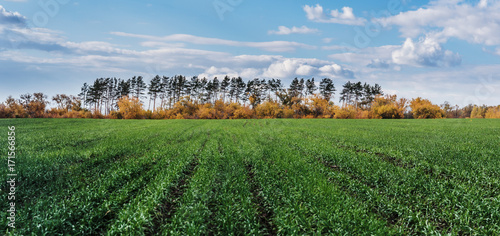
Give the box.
[0,0,499,106]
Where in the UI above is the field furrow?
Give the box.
[1,119,498,235]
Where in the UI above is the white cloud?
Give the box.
[329,45,398,66]
[196,57,355,80]
[318,64,354,78]
[0,6,351,83]
[328,37,461,68]
[111,32,316,52]
[362,64,500,106]
[478,0,488,8]
[367,59,391,69]
[140,41,185,48]
[392,37,461,67]
[321,45,356,51]
[375,0,500,46]
[268,26,319,35]
[323,38,334,43]
[0,5,26,26]
[303,4,366,26]
[262,58,354,79]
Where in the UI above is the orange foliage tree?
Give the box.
[115,96,144,119]
[470,105,487,118]
[410,97,445,119]
[485,106,500,118]
[334,105,357,119]
[305,94,337,118]
[371,95,407,119]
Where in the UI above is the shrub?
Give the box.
[410,97,445,119]
[117,96,145,119]
[334,106,357,119]
[370,95,407,119]
[485,106,500,118]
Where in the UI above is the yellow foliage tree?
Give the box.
[5,96,27,118]
[306,94,336,118]
[255,101,283,118]
[410,97,445,119]
[116,96,144,119]
[470,105,486,118]
[233,105,255,119]
[334,105,357,119]
[485,106,500,118]
[371,95,407,119]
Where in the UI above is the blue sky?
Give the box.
[1,0,499,106]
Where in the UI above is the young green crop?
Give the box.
[0,119,498,235]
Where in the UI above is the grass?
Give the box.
[0,119,499,235]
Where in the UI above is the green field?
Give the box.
[1,119,499,235]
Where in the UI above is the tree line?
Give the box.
[77,76,386,114]
[1,75,499,119]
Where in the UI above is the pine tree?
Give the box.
[319,78,335,101]
[306,78,317,96]
[221,76,230,102]
[148,75,162,111]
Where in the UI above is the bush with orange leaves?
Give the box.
[0,97,27,118]
[63,110,92,118]
[470,105,487,118]
[306,94,337,118]
[371,95,407,119]
[233,105,254,119]
[410,97,445,119]
[334,105,357,119]
[115,96,145,119]
[191,100,243,119]
[168,96,199,119]
[356,110,371,119]
[255,101,284,118]
[485,106,500,118]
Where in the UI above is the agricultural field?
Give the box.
[1,119,499,235]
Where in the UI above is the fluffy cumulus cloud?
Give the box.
[198,58,355,80]
[262,58,354,79]
[392,37,461,67]
[268,26,319,35]
[328,37,461,69]
[303,4,366,25]
[375,0,500,46]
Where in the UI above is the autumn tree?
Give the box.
[307,94,336,118]
[410,97,445,119]
[485,106,500,118]
[116,96,144,119]
[441,101,454,118]
[52,94,72,112]
[371,95,407,119]
[3,96,26,118]
[470,105,487,118]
